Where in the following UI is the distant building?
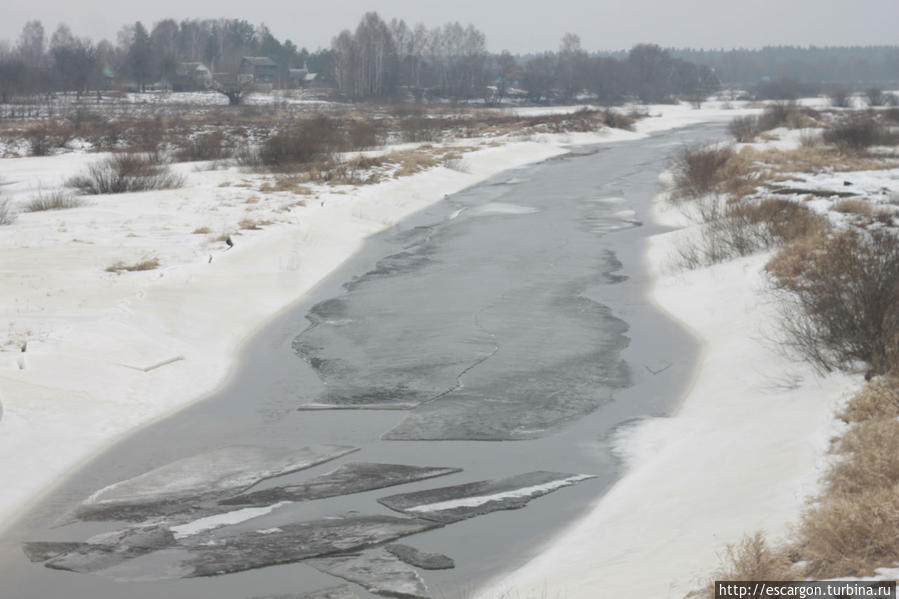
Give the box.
[287,64,319,88]
[174,62,213,91]
[239,57,278,86]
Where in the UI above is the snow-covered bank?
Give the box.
[476,180,860,598]
[0,103,743,534]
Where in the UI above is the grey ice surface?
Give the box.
[178,515,442,578]
[293,192,631,441]
[384,544,454,570]
[221,463,462,506]
[74,445,358,521]
[378,471,595,523]
[308,553,429,599]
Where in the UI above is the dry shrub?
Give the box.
[400,115,442,142]
[25,123,71,156]
[259,116,340,168]
[346,120,381,150]
[758,102,817,131]
[192,226,211,234]
[823,117,889,151]
[126,117,166,154]
[715,532,795,582]
[729,115,760,142]
[106,257,160,273]
[25,190,85,212]
[68,154,185,195]
[838,375,899,423]
[766,228,899,375]
[794,486,899,577]
[670,144,739,201]
[176,131,229,161]
[678,198,828,267]
[827,419,899,494]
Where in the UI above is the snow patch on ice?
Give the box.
[170,502,289,539]
[405,475,594,513]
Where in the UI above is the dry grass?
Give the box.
[191,226,211,234]
[715,532,795,582]
[838,375,899,423]
[793,486,899,578]
[237,218,273,230]
[105,257,160,273]
[258,178,314,194]
[24,190,85,212]
[832,199,873,216]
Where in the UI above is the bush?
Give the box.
[175,131,229,161]
[715,532,794,582]
[766,228,899,375]
[26,125,52,156]
[68,154,185,195]
[677,198,828,267]
[400,115,442,142]
[25,190,85,212]
[728,116,760,142]
[866,88,886,107]
[829,89,852,108]
[669,144,736,200]
[757,102,813,131]
[346,120,381,150]
[823,117,888,151]
[259,116,340,167]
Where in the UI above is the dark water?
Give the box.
[0,122,726,599]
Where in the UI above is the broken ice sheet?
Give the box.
[308,552,429,599]
[178,514,442,578]
[73,444,358,521]
[384,544,454,570]
[378,471,596,523]
[220,462,462,506]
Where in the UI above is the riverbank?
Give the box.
[475,137,867,598]
[0,102,746,536]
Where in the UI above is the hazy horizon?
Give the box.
[2,0,898,53]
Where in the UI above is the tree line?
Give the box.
[5,13,894,105]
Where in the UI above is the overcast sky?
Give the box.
[2,0,897,53]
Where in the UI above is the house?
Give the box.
[287,64,319,88]
[173,62,213,91]
[239,57,278,86]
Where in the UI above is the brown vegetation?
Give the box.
[105,257,160,273]
[68,153,185,194]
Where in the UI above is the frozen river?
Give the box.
[0,121,726,599]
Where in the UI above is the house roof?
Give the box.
[241,56,277,67]
[176,62,211,76]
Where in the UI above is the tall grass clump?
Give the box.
[0,197,16,225]
[67,153,185,195]
[25,190,85,212]
[669,144,739,201]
